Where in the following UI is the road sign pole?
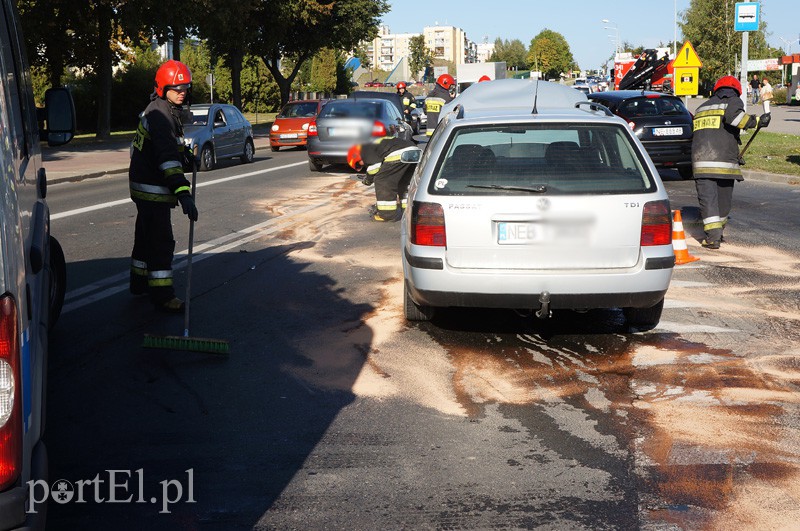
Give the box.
[741,31,749,108]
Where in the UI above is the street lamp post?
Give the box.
[602,19,620,54]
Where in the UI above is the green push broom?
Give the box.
[142,157,230,355]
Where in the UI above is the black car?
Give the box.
[588,90,694,178]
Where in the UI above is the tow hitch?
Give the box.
[535,291,552,319]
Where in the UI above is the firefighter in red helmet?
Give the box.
[691,75,770,249]
[396,81,416,124]
[348,138,420,221]
[423,73,455,136]
[128,59,198,313]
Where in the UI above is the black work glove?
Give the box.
[362,174,374,186]
[178,194,198,222]
[759,112,771,128]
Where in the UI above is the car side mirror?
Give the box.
[400,149,422,163]
[43,87,76,146]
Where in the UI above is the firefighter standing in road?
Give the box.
[691,75,770,249]
[396,82,416,124]
[129,59,199,313]
[347,137,420,222]
[424,74,455,136]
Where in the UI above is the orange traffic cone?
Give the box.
[672,209,700,265]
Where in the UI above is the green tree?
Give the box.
[408,34,433,81]
[527,29,574,80]
[253,0,388,106]
[681,0,771,87]
[489,38,527,70]
[310,48,338,93]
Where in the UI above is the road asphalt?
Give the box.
[41,99,799,186]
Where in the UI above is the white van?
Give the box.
[0,0,75,528]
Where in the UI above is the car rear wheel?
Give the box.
[200,144,215,171]
[624,298,664,331]
[308,158,324,172]
[48,236,66,331]
[241,138,255,163]
[404,280,434,321]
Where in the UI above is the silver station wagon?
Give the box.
[401,79,675,329]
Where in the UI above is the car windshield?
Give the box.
[429,123,656,195]
[319,101,380,119]
[619,97,688,117]
[279,102,319,118]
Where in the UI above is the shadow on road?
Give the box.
[45,242,372,529]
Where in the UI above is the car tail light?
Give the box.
[646,94,661,99]
[0,295,21,490]
[308,121,318,137]
[640,200,672,246]
[372,121,387,137]
[627,121,636,130]
[411,202,446,247]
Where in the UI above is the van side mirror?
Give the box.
[44,87,76,146]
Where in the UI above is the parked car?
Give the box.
[307,98,413,172]
[184,103,255,171]
[401,79,674,330]
[588,90,694,178]
[413,96,427,130]
[270,99,327,152]
[349,90,418,134]
[0,0,75,527]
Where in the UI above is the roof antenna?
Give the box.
[532,78,539,115]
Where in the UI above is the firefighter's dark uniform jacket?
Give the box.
[128,93,192,302]
[691,87,761,244]
[691,87,760,181]
[362,137,419,221]
[398,89,416,119]
[424,84,454,136]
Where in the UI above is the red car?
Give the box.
[270,99,327,151]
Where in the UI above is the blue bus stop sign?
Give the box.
[734,2,759,32]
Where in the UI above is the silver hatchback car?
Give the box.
[401,79,675,329]
[184,103,255,171]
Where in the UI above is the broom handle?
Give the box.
[184,157,197,337]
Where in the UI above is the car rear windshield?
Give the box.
[428,123,657,196]
[279,101,320,118]
[618,96,688,117]
[319,101,380,119]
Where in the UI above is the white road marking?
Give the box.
[51,161,307,220]
[651,321,741,334]
[62,200,327,314]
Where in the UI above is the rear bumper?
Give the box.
[307,138,358,164]
[0,440,48,530]
[403,246,673,310]
[641,139,692,166]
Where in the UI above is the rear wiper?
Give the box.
[467,184,547,193]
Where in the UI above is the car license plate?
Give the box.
[279,133,298,139]
[328,127,359,137]
[498,222,540,244]
[652,127,683,136]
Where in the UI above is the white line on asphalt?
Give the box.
[62,200,327,314]
[652,321,741,333]
[51,161,307,220]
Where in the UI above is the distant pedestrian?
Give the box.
[691,75,770,249]
[749,74,760,104]
[128,60,198,313]
[760,78,773,112]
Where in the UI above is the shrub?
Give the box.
[772,87,788,105]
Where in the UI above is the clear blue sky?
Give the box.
[381,0,799,70]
